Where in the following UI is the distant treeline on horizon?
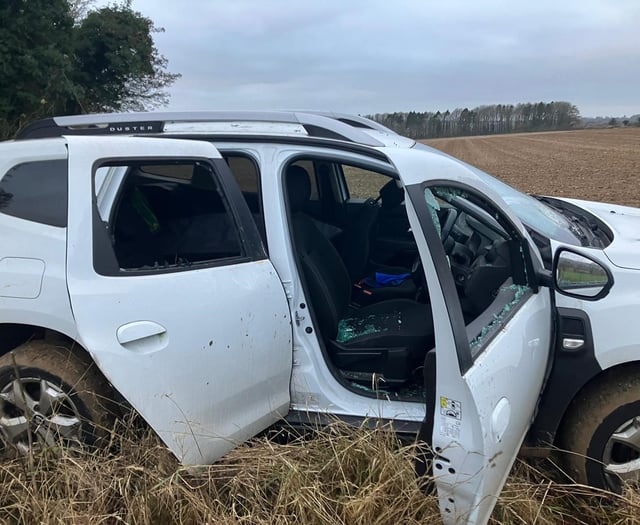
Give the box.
[368,101,581,139]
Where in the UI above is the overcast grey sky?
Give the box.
[123,0,639,117]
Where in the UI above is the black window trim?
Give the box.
[219,150,268,254]
[160,134,391,162]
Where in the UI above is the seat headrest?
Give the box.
[286,165,312,213]
[379,178,404,208]
[191,163,215,190]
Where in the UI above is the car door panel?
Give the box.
[434,294,551,523]
[385,147,551,524]
[65,136,292,465]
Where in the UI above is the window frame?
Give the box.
[406,180,539,373]
[220,151,268,252]
[339,164,394,202]
[91,156,265,277]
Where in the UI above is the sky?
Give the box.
[110,0,639,118]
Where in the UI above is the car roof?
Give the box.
[12,111,511,217]
[17,110,416,150]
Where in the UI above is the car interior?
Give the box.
[282,158,531,399]
[102,161,243,270]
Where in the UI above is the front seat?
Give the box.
[286,165,435,385]
[330,176,416,303]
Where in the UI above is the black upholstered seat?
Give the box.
[286,165,434,384]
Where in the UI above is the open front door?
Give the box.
[65,136,292,465]
[388,148,552,524]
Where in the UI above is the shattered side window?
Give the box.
[468,283,531,356]
[95,160,243,274]
[423,188,441,237]
[424,184,532,356]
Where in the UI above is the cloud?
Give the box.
[123,0,640,116]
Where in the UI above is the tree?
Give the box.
[367,101,581,139]
[0,0,76,138]
[71,2,179,113]
[68,0,94,20]
[0,0,179,139]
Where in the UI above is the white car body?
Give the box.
[0,112,636,524]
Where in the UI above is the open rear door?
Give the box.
[387,148,552,524]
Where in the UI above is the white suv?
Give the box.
[1,112,638,525]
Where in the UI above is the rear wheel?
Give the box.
[560,372,640,492]
[0,341,115,454]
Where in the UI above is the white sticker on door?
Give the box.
[440,418,462,440]
[439,396,462,439]
[440,396,462,419]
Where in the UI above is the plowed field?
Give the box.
[423,128,640,207]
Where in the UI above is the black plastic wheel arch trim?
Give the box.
[526,307,602,447]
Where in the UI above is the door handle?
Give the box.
[117,321,168,353]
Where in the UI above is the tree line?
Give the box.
[369,101,581,139]
[0,0,178,140]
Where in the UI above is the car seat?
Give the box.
[286,165,435,385]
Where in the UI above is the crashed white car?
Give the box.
[0,112,638,524]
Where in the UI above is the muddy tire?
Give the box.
[0,340,115,454]
[559,371,640,492]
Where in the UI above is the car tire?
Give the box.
[559,371,640,492]
[0,340,115,454]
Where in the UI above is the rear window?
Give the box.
[0,159,68,227]
[94,160,243,274]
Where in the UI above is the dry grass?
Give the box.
[1,419,640,524]
[0,420,441,525]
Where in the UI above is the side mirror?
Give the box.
[553,249,613,300]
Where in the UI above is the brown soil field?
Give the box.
[423,128,640,207]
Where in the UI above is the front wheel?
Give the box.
[559,371,640,492]
[0,341,115,454]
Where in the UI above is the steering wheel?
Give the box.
[439,208,458,242]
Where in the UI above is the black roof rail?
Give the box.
[16,110,387,147]
[301,111,398,134]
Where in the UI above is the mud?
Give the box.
[424,128,640,207]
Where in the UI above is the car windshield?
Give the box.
[413,143,581,245]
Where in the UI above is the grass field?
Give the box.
[2,128,640,524]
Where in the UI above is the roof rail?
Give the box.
[301,111,398,134]
[16,110,387,146]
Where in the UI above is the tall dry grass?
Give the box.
[1,419,639,524]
